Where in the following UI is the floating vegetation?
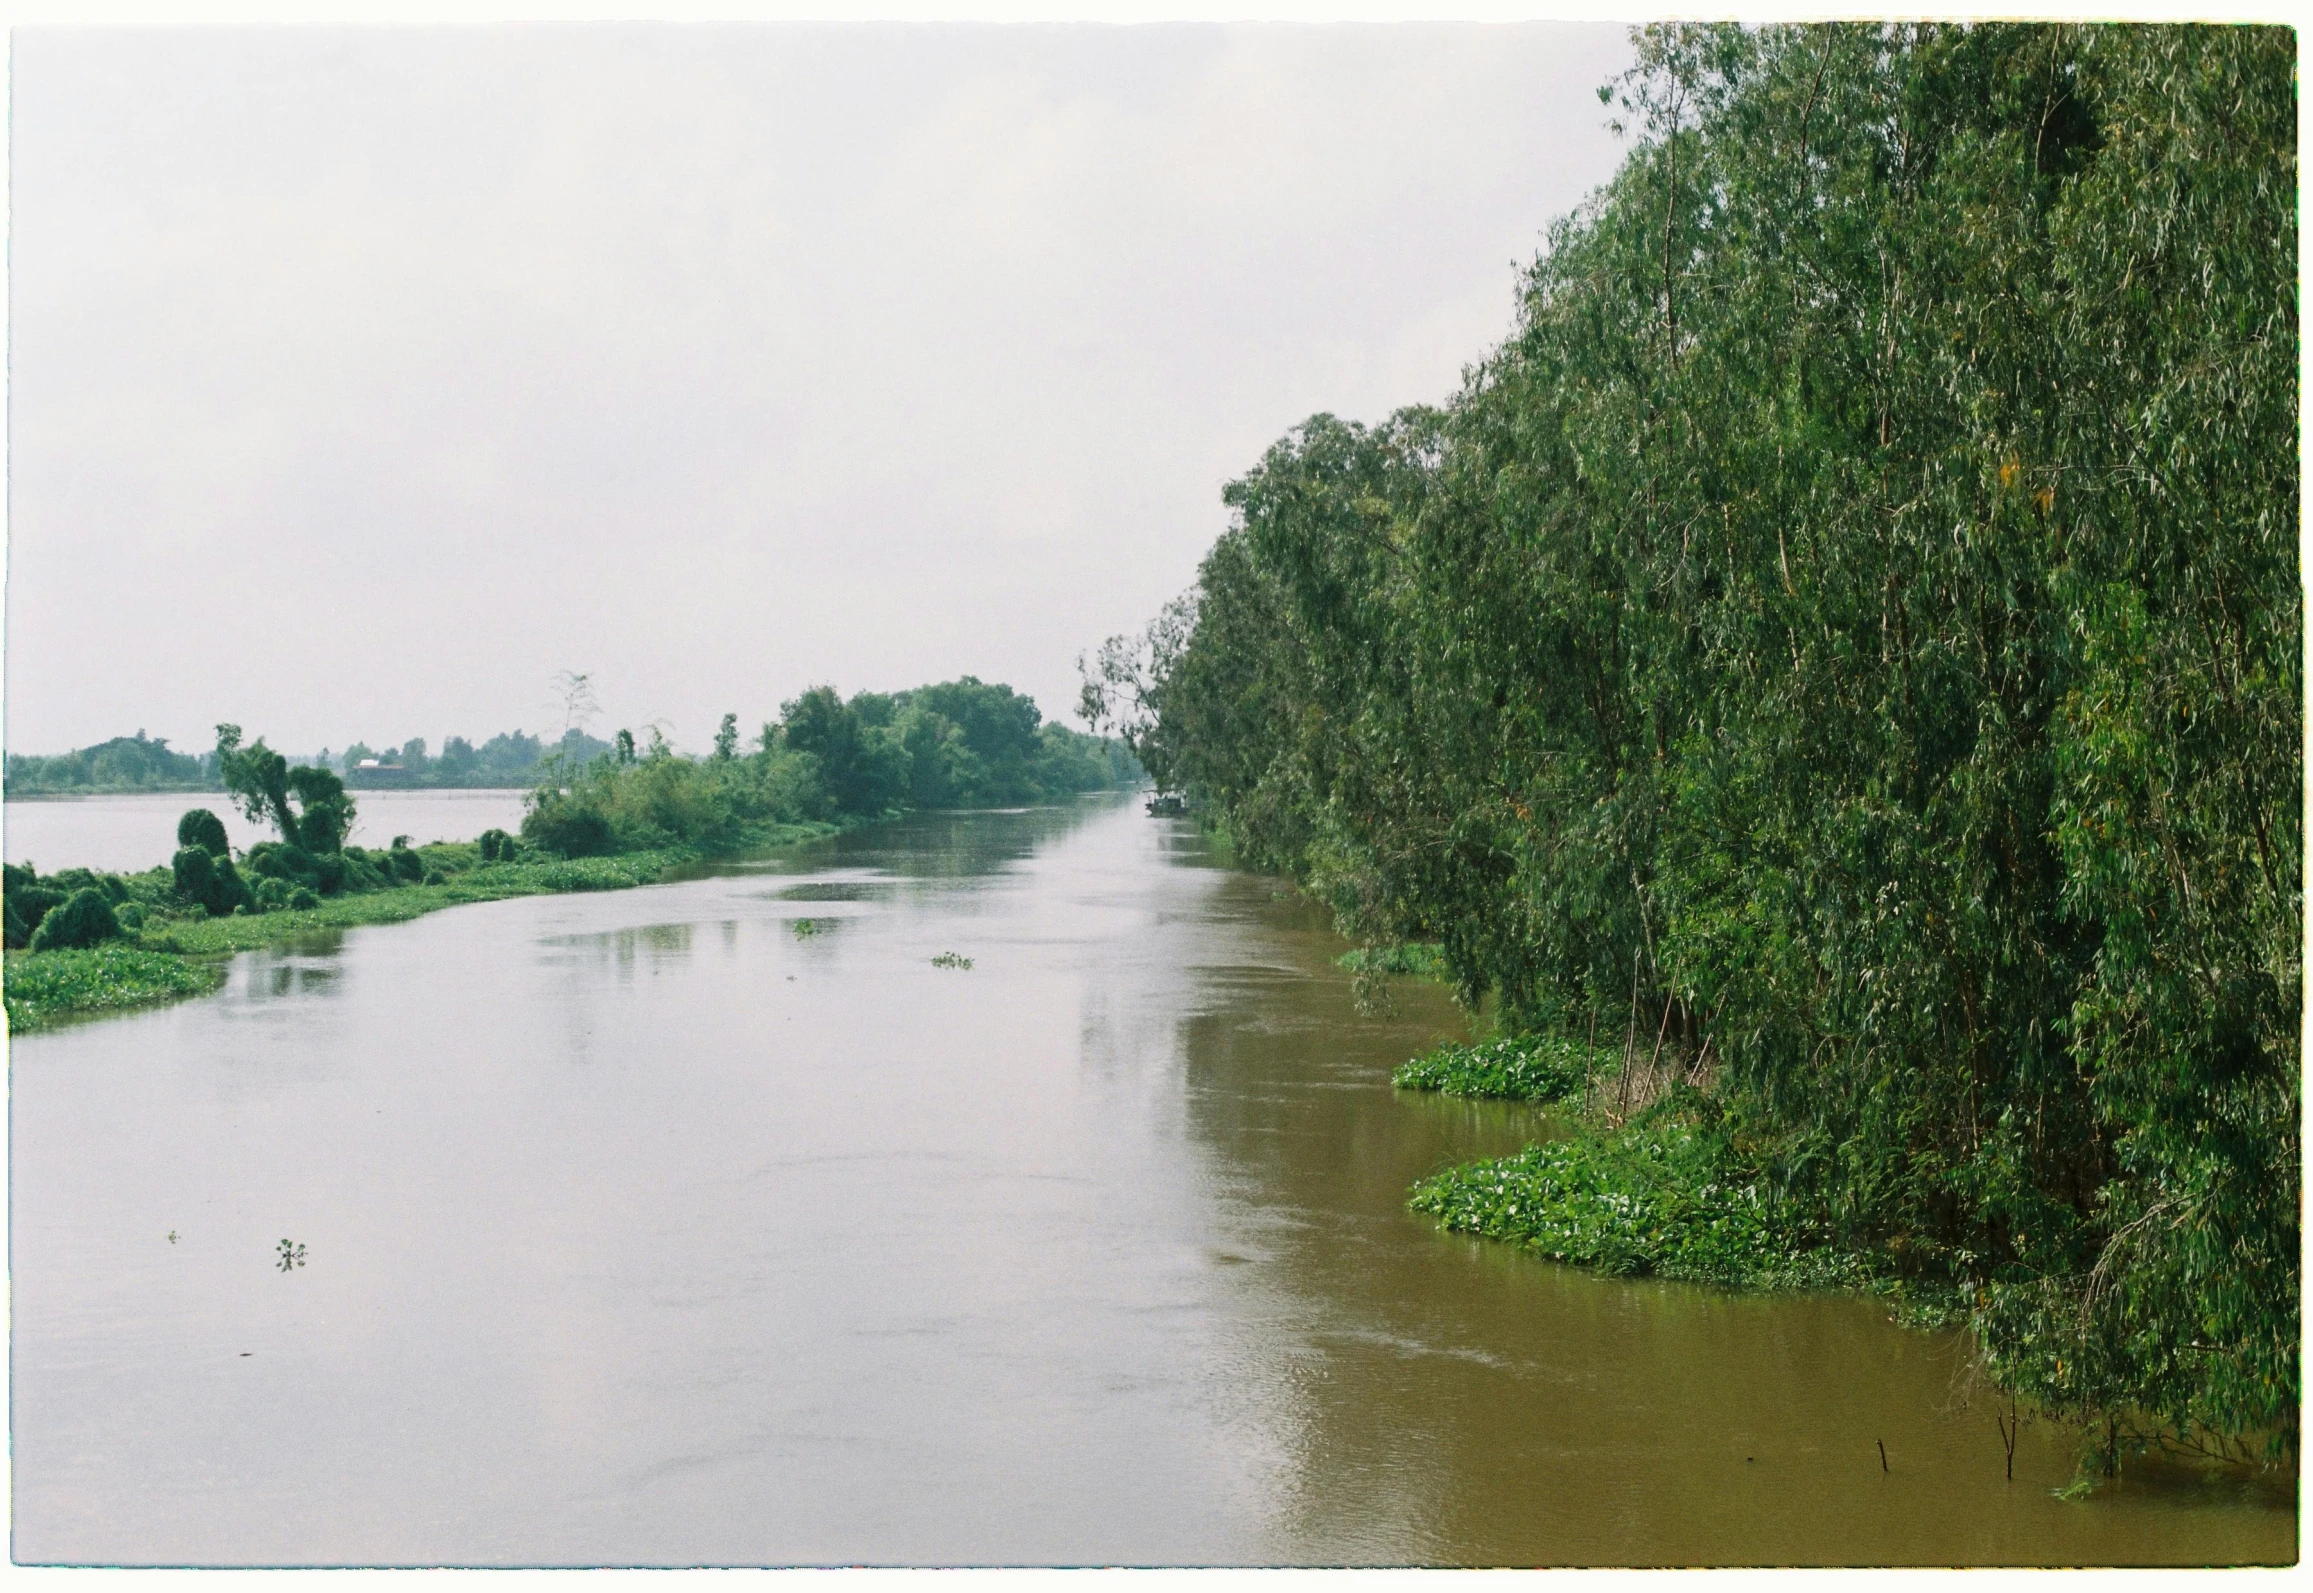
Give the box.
[276,1239,307,1272]
[776,881,884,902]
[3,944,224,1032]
[790,917,831,939]
[1409,1109,1882,1293]
[1392,1033,1615,1104]
[931,951,974,970]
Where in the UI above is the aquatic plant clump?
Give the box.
[1409,1120,1880,1292]
[4,944,223,1030]
[931,951,973,969]
[1393,1033,1611,1104]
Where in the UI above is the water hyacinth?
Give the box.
[1391,1033,1613,1104]
[1409,1122,1881,1292]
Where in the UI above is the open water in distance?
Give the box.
[9,794,2294,1565]
[3,788,535,875]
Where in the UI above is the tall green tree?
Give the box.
[1134,23,2297,1466]
[215,724,356,854]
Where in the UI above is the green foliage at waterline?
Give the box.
[3,840,736,1031]
[1393,1033,1614,1105]
[1409,1102,1887,1293]
[2,943,224,1030]
[1101,25,2298,1469]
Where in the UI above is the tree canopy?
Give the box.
[1106,24,2297,1465]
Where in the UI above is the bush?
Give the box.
[252,876,291,911]
[286,886,320,911]
[47,867,127,904]
[114,903,145,931]
[244,842,317,884]
[29,887,122,952]
[174,846,254,918]
[477,828,513,863]
[522,799,615,859]
[421,869,446,887]
[387,844,424,883]
[176,808,231,858]
[7,883,65,949]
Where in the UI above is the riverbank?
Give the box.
[1386,1017,2296,1485]
[3,824,836,1033]
[1390,1022,1889,1284]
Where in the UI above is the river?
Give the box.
[4,788,536,875]
[7,794,2294,1565]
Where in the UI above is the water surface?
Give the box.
[9,796,2294,1565]
[4,788,533,874]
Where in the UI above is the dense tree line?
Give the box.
[523,675,1138,857]
[1090,25,2297,1463]
[5,732,209,793]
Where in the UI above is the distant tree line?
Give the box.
[5,732,211,794]
[328,729,613,787]
[5,726,626,795]
[523,676,1139,858]
[1089,25,2296,1467]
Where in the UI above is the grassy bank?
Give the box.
[5,823,835,1034]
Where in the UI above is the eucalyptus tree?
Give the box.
[1138,22,2297,1464]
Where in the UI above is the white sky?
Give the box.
[6,23,1635,758]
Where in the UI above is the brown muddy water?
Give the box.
[8,795,2295,1565]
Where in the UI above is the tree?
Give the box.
[1079,594,1197,793]
[552,669,601,737]
[713,713,740,761]
[780,687,910,815]
[1128,23,2298,1466]
[216,724,356,855]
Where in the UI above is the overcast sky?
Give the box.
[7,23,1633,758]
